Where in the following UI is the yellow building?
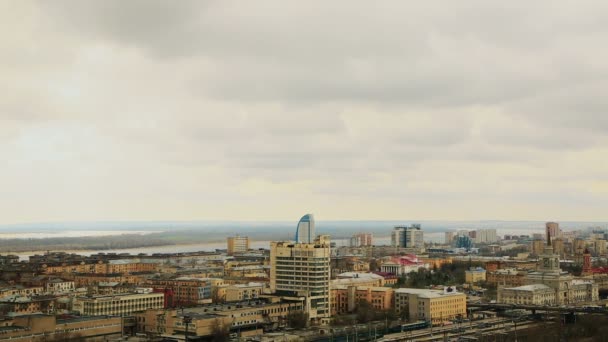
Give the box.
[331,285,394,316]
[135,301,305,339]
[531,239,545,256]
[270,235,331,323]
[72,291,165,316]
[227,235,250,255]
[395,288,466,325]
[595,239,607,256]
[224,283,265,302]
[464,267,486,284]
[552,238,565,257]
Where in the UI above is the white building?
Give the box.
[475,229,497,244]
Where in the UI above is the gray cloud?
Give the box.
[1,1,607,223]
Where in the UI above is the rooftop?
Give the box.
[505,284,551,291]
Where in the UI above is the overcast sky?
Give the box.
[1,1,608,224]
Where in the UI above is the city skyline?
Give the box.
[2,1,608,225]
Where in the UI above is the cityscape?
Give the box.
[3,1,608,341]
[1,216,608,341]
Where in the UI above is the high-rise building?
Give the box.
[350,233,373,247]
[270,235,331,323]
[296,214,315,243]
[444,232,455,245]
[553,238,565,257]
[531,239,544,256]
[227,235,250,255]
[391,224,423,249]
[454,235,473,249]
[595,239,607,256]
[546,222,561,240]
[474,229,498,244]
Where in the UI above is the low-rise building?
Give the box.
[395,288,466,326]
[224,283,265,302]
[72,291,165,316]
[486,269,527,287]
[465,267,486,284]
[331,285,393,316]
[0,314,122,341]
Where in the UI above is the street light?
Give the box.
[183,315,192,342]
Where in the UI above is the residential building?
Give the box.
[391,225,423,249]
[444,232,455,245]
[270,235,331,323]
[147,277,222,306]
[474,229,498,244]
[546,222,561,239]
[595,240,607,256]
[553,238,565,257]
[227,235,250,255]
[224,282,265,302]
[531,239,544,256]
[350,233,373,247]
[395,288,466,325]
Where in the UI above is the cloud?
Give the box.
[0,1,607,223]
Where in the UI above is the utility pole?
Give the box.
[183,315,192,342]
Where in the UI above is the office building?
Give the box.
[296,214,316,243]
[395,288,466,325]
[72,291,165,316]
[270,235,331,323]
[227,235,250,255]
[391,224,423,249]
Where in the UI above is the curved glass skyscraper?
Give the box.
[295,213,315,243]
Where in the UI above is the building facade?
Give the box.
[270,235,331,323]
[331,285,393,316]
[395,288,466,325]
[465,267,486,284]
[391,225,423,249]
[295,214,316,243]
[350,233,373,247]
[498,237,598,306]
[72,291,165,316]
[227,235,250,255]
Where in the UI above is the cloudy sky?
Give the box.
[1,1,608,224]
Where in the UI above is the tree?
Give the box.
[211,318,231,342]
[356,300,376,323]
[211,287,225,304]
[286,310,309,329]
